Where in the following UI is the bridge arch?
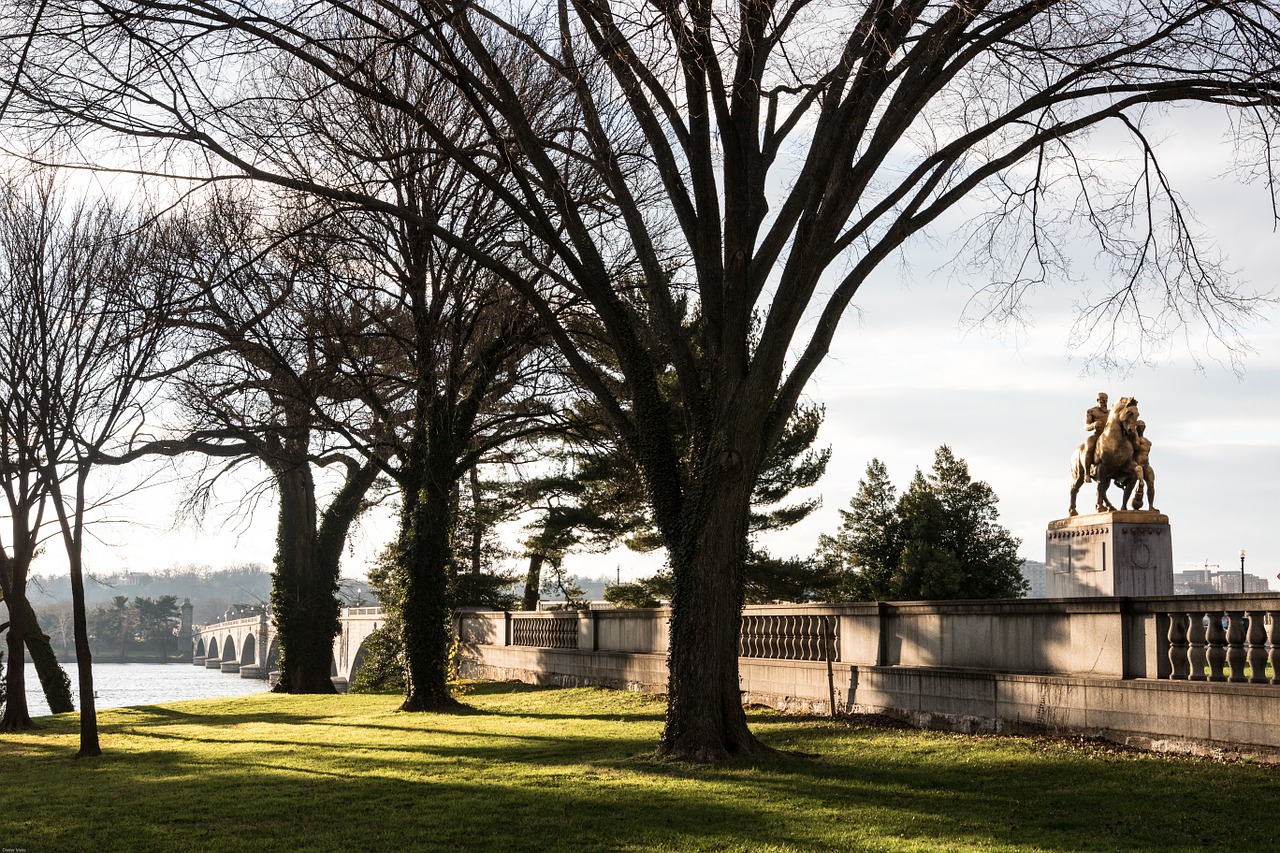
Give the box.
[194,637,206,658]
[222,635,235,662]
[241,633,257,667]
[264,637,279,672]
[348,638,372,683]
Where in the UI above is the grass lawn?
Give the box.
[1,682,1276,852]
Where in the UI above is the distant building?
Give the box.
[1020,560,1047,598]
[91,570,153,590]
[1173,570,1270,595]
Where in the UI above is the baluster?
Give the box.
[1225,610,1247,682]
[1246,611,1269,684]
[741,616,755,657]
[1187,612,1208,681]
[1155,613,1172,678]
[1267,612,1280,685]
[829,617,840,662]
[1205,612,1227,682]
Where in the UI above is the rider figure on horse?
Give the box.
[1083,392,1109,482]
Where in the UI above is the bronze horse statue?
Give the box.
[1069,396,1142,516]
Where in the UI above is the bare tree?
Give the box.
[210,37,568,710]
[3,0,1277,758]
[0,172,82,729]
[16,176,173,756]
[143,191,391,694]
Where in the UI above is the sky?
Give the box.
[27,109,1280,591]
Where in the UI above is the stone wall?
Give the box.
[457,596,1280,759]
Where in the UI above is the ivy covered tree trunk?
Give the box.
[271,454,381,694]
[1,551,74,729]
[397,442,459,712]
[20,611,73,715]
[656,432,764,760]
[271,463,338,694]
[1,623,31,731]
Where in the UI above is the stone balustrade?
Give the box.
[510,613,580,649]
[457,594,1280,757]
[476,596,1280,682]
[1149,601,1278,684]
[740,613,839,661]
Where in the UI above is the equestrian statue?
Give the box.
[1068,394,1153,516]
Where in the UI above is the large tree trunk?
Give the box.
[23,616,74,714]
[635,398,771,762]
[68,552,100,757]
[1,626,32,731]
[397,445,460,712]
[657,457,764,761]
[271,462,339,694]
[1,554,74,729]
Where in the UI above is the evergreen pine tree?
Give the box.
[818,447,1027,601]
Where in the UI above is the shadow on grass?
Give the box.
[8,683,1279,852]
[8,721,1279,853]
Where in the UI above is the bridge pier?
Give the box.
[205,657,224,669]
[220,661,241,673]
[192,656,208,667]
[239,665,267,679]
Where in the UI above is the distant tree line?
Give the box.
[30,564,272,627]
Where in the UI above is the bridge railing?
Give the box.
[459,594,1280,681]
[343,607,385,618]
[1133,597,1279,683]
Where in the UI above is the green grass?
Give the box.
[1,682,1276,852]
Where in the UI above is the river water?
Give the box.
[15,661,270,718]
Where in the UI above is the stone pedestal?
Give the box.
[1045,511,1173,597]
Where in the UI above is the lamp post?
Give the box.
[1240,548,1247,593]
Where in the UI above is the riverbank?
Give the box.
[3,683,1277,852]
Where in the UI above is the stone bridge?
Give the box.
[191,606,386,689]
